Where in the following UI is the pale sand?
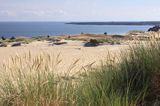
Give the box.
[0,40,128,74]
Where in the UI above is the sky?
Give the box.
[0,0,160,22]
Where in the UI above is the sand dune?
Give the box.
[0,40,128,74]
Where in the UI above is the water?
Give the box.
[0,22,152,37]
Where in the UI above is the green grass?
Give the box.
[0,37,34,44]
[0,36,57,45]
[65,36,122,44]
[127,30,145,35]
[31,36,56,41]
[0,39,160,106]
[72,40,160,106]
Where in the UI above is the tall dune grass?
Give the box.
[0,53,76,106]
[0,39,160,106]
[72,40,160,106]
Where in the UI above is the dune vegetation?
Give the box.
[0,38,160,106]
[0,33,128,45]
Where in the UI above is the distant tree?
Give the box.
[148,25,160,32]
[10,36,16,40]
[68,36,71,39]
[47,35,50,38]
[1,36,6,40]
[81,32,84,35]
[104,32,107,35]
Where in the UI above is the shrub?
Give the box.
[127,30,145,36]
[104,32,107,35]
[1,36,6,40]
[112,35,125,38]
[10,36,16,40]
[31,36,55,41]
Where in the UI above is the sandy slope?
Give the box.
[0,40,128,74]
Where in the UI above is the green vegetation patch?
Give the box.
[0,39,160,105]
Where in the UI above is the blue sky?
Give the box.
[0,0,160,21]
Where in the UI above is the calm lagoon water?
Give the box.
[0,22,152,37]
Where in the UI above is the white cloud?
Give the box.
[0,10,17,17]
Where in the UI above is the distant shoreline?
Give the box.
[66,21,160,26]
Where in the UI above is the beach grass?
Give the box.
[72,39,160,106]
[0,38,160,105]
[0,53,66,105]
[0,37,34,44]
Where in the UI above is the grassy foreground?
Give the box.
[0,40,160,106]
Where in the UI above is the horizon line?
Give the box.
[0,21,160,22]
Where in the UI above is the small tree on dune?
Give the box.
[104,32,107,35]
[10,36,16,40]
[1,36,6,40]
